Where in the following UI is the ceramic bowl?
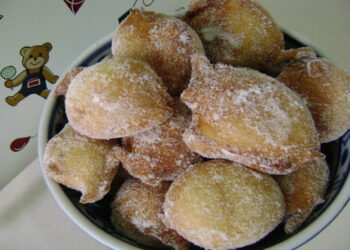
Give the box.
[38,27,350,250]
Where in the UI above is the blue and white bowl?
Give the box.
[38,29,350,250]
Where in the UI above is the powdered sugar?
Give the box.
[181,54,320,174]
[200,25,244,49]
[164,160,285,249]
[110,99,202,186]
[112,179,189,249]
[66,58,173,139]
[42,124,119,203]
[278,56,350,143]
[179,31,191,43]
[183,0,285,69]
[275,159,329,233]
[112,9,205,95]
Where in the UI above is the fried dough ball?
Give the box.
[181,54,322,174]
[275,159,329,233]
[163,160,285,249]
[277,50,350,143]
[111,178,189,249]
[112,9,205,95]
[109,99,202,186]
[183,0,305,71]
[55,67,84,96]
[42,123,119,203]
[111,214,165,249]
[111,211,166,249]
[65,58,173,139]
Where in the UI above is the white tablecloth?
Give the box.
[0,159,105,250]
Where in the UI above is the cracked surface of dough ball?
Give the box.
[277,51,350,143]
[163,160,285,249]
[65,58,173,139]
[109,99,202,186]
[112,9,205,95]
[181,54,321,174]
[42,124,119,203]
[183,0,305,71]
[275,159,329,233]
[111,178,189,249]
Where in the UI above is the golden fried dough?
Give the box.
[181,54,322,174]
[163,160,285,249]
[111,215,166,249]
[111,212,165,249]
[183,0,305,71]
[277,51,350,142]
[55,67,84,96]
[65,58,173,139]
[42,124,119,203]
[112,9,205,95]
[275,159,329,233]
[109,99,202,186]
[111,179,189,249]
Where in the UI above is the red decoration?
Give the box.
[10,136,31,152]
[63,0,85,15]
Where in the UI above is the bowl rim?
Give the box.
[38,28,350,250]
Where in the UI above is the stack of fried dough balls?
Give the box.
[43,0,350,249]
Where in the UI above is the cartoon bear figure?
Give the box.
[4,42,58,106]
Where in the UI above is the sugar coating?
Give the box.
[275,159,329,233]
[112,8,205,95]
[181,54,321,174]
[111,212,165,249]
[110,177,166,249]
[42,123,119,203]
[183,0,286,70]
[55,67,84,96]
[44,4,343,248]
[278,56,350,143]
[112,179,189,249]
[65,57,173,139]
[163,160,285,249]
[109,98,202,186]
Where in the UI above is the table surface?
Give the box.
[0,0,349,249]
